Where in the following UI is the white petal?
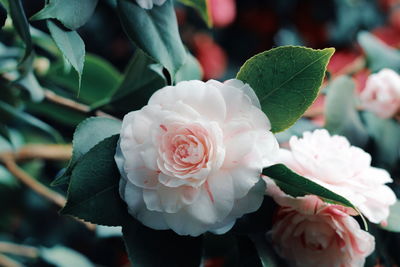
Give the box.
[158,184,184,213]
[143,189,162,212]
[229,166,260,198]
[149,80,227,123]
[228,178,266,219]
[153,0,167,6]
[186,171,234,224]
[223,131,255,169]
[135,0,153,9]
[163,209,208,236]
[224,79,261,109]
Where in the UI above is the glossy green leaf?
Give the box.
[179,0,212,27]
[362,111,400,169]
[31,0,99,30]
[122,220,202,267]
[263,164,355,209]
[324,76,368,148]
[106,48,166,113]
[8,0,32,61]
[52,117,121,186]
[47,20,85,89]
[237,46,334,133]
[381,200,400,232]
[358,31,400,73]
[0,100,62,143]
[46,54,121,105]
[175,52,203,82]
[61,135,128,226]
[41,246,94,267]
[117,0,186,79]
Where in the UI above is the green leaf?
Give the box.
[61,135,128,226]
[264,165,367,231]
[52,117,121,186]
[105,48,166,113]
[8,0,32,62]
[47,20,85,89]
[122,220,202,267]
[175,52,203,82]
[30,26,60,56]
[46,54,122,105]
[0,2,7,29]
[358,31,400,73]
[0,100,62,143]
[0,128,24,153]
[117,0,187,79]
[15,70,45,102]
[0,166,17,187]
[249,234,279,267]
[0,124,10,143]
[381,200,400,232]
[324,76,368,148]
[27,100,86,127]
[362,111,400,169]
[31,0,99,30]
[179,0,212,27]
[41,246,94,267]
[263,164,355,209]
[237,46,334,133]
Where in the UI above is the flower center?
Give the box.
[173,134,205,165]
[157,123,212,180]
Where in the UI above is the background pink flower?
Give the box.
[265,178,375,267]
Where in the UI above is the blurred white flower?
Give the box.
[279,129,396,224]
[361,68,400,119]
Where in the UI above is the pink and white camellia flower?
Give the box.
[360,68,400,119]
[264,178,375,267]
[136,0,166,9]
[115,79,279,236]
[279,129,396,224]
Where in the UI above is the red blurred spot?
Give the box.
[372,26,400,48]
[175,7,187,26]
[209,0,236,28]
[193,33,227,80]
[390,7,400,33]
[327,50,360,75]
[354,69,371,93]
[204,257,225,267]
